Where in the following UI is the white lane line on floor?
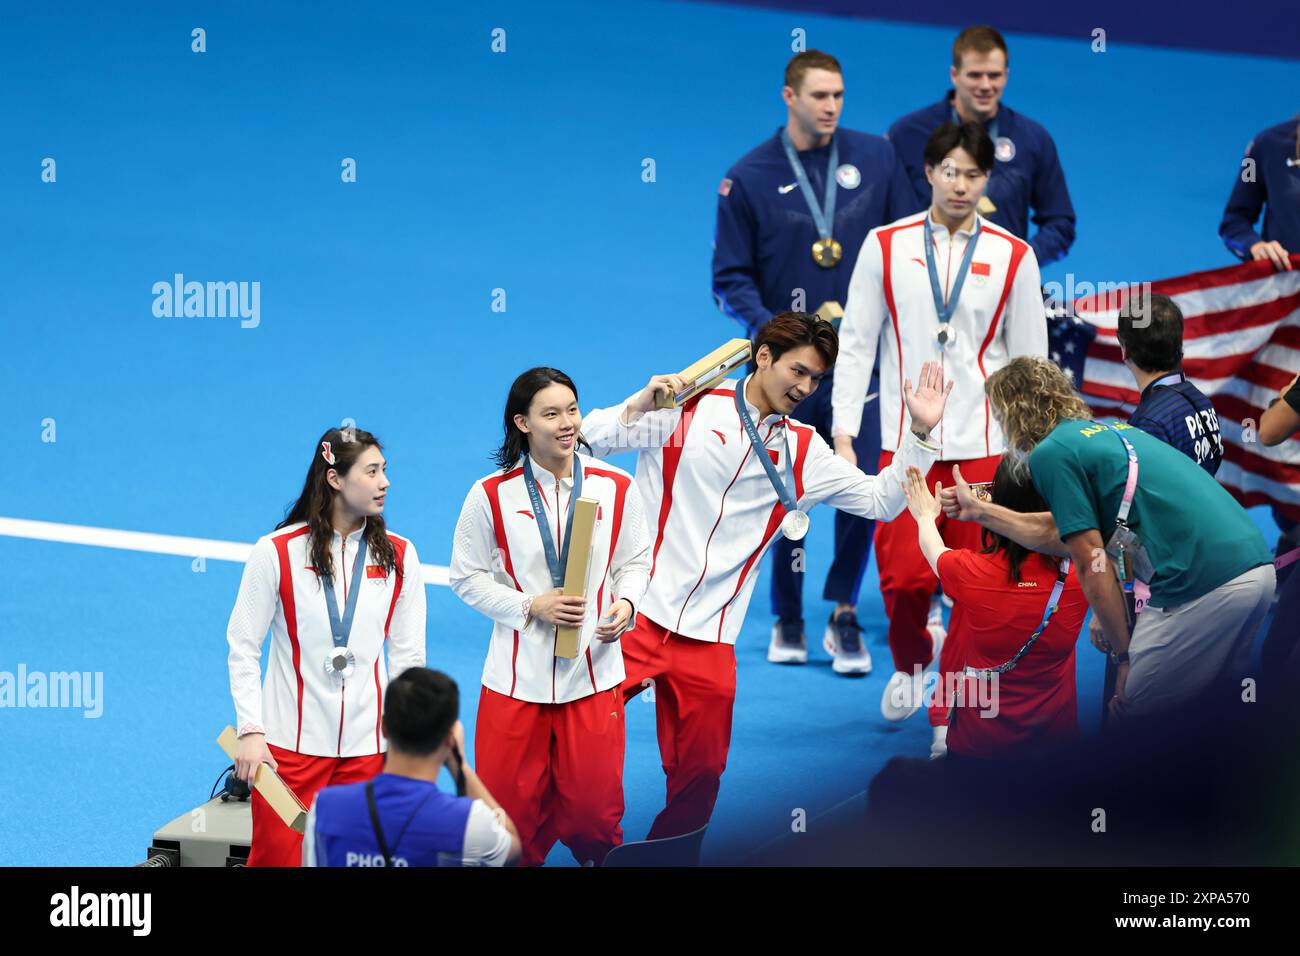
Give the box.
[0,516,452,587]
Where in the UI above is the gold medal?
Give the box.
[812,237,842,268]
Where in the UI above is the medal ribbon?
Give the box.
[779,128,838,241]
[522,454,583,589]
[323,536,368,650]
[734,379,798,515]
[924,215,982,328]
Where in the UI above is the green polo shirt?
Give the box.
[1028,418,1271,608]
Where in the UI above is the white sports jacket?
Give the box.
[581,375,938,644]
[227,520,427,758]
[449,453,651,704]
[832,210,1047,460]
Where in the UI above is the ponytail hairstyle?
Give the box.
[492,367,592,472]
[276,427,398,587]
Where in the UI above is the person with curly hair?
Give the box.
[940,356,1274,722]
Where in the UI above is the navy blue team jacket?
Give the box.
[887,92,1076,268]
[1219,118,1300,260]
[712,127,921,336]
[1129,373,1224,476]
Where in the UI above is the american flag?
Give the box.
[1045,256,1300,523]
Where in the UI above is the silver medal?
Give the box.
[781,509,810,540]
[324,648,356,680]
[936,323,956,349]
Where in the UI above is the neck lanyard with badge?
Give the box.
[923,214,982,350]
[951,555,1073,722]
[734,382,808,540]
[1094,421,1154,618]
[780,128,841,268]
[521,454,583,589]
[365,778,442,868]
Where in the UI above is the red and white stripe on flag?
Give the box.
[1071,256,1300,523]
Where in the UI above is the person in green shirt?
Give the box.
[938,355,1274,720]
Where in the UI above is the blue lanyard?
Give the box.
[923,215,982,326]
[733,379,797,512]
[949,105,999,145]
[779,128,838,240]
[521,454,583,589]
[323,536,368,650]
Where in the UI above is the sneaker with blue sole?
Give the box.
[823,610,872,675]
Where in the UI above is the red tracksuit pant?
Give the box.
[874,451,1002,728]
[247,743,384,867]
[621,616,737,841]
[474,685,625,867]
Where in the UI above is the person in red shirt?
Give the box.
[900,459,1087,759]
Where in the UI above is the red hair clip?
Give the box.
[321,441,336,466]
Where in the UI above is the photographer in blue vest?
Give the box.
[304,668,520,867]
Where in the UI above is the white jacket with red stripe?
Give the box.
[226,520,427,758]
[581,375,939,645]
[449,453,651,705]
[831,210,1047,460]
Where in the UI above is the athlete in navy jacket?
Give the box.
[887,25,1075,269]
[1219,117,1300,271]
[712,50,921,674]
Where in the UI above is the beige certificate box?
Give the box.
[655,338,753,409]
[814,300,844,331]
[555,497,599,659]
[216,726,309,833]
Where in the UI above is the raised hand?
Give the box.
[902,361,954,435]
[901,466,942,522]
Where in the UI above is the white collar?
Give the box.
[926,209,980,240]
[332,516,367,543]
[527,452,578,486]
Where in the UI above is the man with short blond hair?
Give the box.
[888,25,1076,268]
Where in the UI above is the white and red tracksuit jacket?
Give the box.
[581,375,939,645]
[831,210,1047,460]
[449,453,651,705]
[227,520,427,758]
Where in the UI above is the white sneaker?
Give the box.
[930,725,948,760]
[880,669,925,722]
[768,619,808,664]
[925,620,946,671]
[823,610,872,675]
